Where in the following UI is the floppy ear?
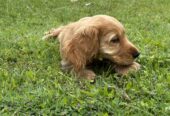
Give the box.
[63,26,99,72]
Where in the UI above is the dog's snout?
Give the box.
[132,52,140,58]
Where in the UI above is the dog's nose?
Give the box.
[132,52,140,58]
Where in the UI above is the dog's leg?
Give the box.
[61,60,96,80]
[115,62,140,75]
[60,60,73,72]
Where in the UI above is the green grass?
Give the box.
[0,0,170,115]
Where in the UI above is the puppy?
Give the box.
[43,15,140,80]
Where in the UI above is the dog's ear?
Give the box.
[63,26,99,71]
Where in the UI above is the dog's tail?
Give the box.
[42,26,63,40]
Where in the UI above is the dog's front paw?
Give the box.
[78,69,96,81]
[115,62,140,76]
[130,62,141,71]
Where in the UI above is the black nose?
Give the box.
[132,52,140,58]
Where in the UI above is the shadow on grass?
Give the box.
[87,59,115,76]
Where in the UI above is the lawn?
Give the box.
[0,0,170,115]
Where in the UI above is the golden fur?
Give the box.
[43,15,140,80]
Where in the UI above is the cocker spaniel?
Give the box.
[42,15,140,80]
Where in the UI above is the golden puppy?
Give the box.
[43,15,140,80]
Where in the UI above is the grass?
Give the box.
[0,0,170,115]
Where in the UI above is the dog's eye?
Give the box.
[111,36,119,43]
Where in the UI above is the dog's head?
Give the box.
[91,15,140,65]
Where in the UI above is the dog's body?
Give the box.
[43,15,140,80]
